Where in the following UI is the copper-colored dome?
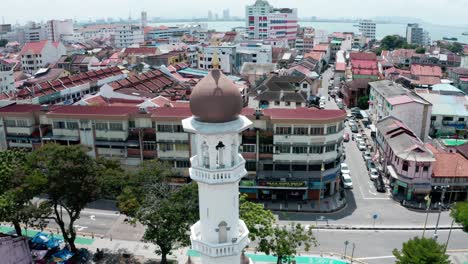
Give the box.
[190,69,243,123]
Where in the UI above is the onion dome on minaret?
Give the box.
[189,51,243,123]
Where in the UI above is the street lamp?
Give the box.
[444,207,456,254]
[318,162,325,210]
[351,243,356,263]
[433,185,449,240]
[343,240,349,259]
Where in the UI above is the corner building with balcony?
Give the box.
[183,69,250,264]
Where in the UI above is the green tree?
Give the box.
[416,47,426,54]
[260,223,317,264]
[0,150,49,236]
[0,39,7,47]
[239,194,275,247]
[117,160,198,264]
[393,236,450,264]
[357,96,369,110]
[380,35,407,50]
[96,157,127,199]
[451,201,468,232]
[30,144,103,252]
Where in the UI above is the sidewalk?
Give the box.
[262,193,347,213]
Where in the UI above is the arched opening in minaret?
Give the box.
[216,141,225,169]
[202,141,209,168]
[218,221,228,243]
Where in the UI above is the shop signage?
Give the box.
[259,181,306,188]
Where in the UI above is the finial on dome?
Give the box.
[212,49,220,70]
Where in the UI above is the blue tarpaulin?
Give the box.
[52,248,75,263]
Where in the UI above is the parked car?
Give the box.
[369,168,379,180]
[366,160,376,171]
[354,134,363,141]
[363,151,372,161]
[319,101,326,109]
[350,125,358,133]
[348,120,356,127]
[342,174,353,189]
[343,132,350,142]
[341,163,350,175]
[358,142,367,151]
[374,175,386,192]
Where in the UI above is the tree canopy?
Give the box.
[451,201,468,232]
[0,39,7,47]
[376,35,419,55]
[357,96,369,110]
[0,150,48,236]
[30,144,104,252]
[393,236,450,264]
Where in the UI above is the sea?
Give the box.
[150,21,468,44]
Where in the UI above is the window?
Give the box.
[53,121,65,129]
[5,120,16,127]
[415,165,419,173]
[160,143,174,151]
[176,160,190,168]
[431,116,436,121]
[292,146,308,154]
[423,165,429,172]
[175,143,189,151]
[325,144,336,152]
[274,101,280,106]
[310,145,323,154]
[242,144,256,153]
[310,127,324,135]
[442,116,453,121]
[109,122,123,131]
[128,120,136,128]
[157,124,173,132]
[275,126,291,135]
[143,142,156,151]
[459,117,465,122]
[259,145,273,153]
[276,145,290,154]
[67,122,79,130]
[95,122,108,130]
[402,161,409,171]
[173,125,183,132]
[293,127,308,135]
[285,101,291,106]
[151,121,156,129]
[327,126,337,134]
[302,83,307,88]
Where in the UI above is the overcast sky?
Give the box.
[2,0,468,26]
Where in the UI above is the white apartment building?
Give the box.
[199,46,237,74]
[369,80,432,141]
[245,0,298,41]
[358,20,376,40]
[236,42,272,65]
[111,25,144,48]
[46,19,74,42]
[24,22,47,42]
[19,40,67,74]
[0,60,15,93]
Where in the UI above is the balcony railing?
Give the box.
[190,154,247,184]
[190,220,250,258]
[442,121,466,128]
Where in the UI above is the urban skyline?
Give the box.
[1,0,468,27]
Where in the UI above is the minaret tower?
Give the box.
[182,55,251,264]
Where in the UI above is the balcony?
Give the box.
[190,154,248,184]
[190,220,250,258]
[274,131,343,145]
[442,121,466,128]
[157,132,188,142]
[273,151,340,163]
[6,126,35,136]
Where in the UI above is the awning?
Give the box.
[412,183,432,193]
[387,165,399,179]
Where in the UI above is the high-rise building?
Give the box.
[406,23,424,45]
[110,25,144,48]
[358,19,376,40]
[245,0,298,41]
[141,11,148,27]
[223,9,231,20]
[46,19,74,42]
[183,67,251,264]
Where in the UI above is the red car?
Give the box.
[343,132,350,142]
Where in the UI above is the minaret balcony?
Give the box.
[189,154,248,184]
[190,220,250,258]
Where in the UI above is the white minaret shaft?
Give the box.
[183,68,252,264]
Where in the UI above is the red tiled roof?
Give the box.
[410,64,442,77]
[47,105,139,117]
[335,62,346,72]
[312,44,329,52]
[304,51,323,61]
[0,104,43,114]
[426,144,468,178]
[19,40,48,55]
[123,47,158,56]
[350,52,377,61]
[263,107,346,120]
[151,106,192,119]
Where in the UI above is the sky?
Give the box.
[2,0,468,26]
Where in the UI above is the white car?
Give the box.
[320,96,326,103]
[340,163,350,175]
[354,133,363,141]
[319,101,326,109]
[342,174,353,189]
[369,168,379,180]
[363,151,372,161]
[348,120,356,127]
[358,142,367,151]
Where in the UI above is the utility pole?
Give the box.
[343,240,349,259]
[351,243,356,263]
[422,194,431,237]
[444,209,456,253]
[433,186,447,240]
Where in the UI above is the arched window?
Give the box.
[217,221,228,243]
[216,141,225,169]
[202,141,209,168]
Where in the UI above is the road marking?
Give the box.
[368,190,377,196]
[356,255,395,260]
[90,215,96,221]
[82,210,120,217]
[362,197,390,200]
[73,225,88,232]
